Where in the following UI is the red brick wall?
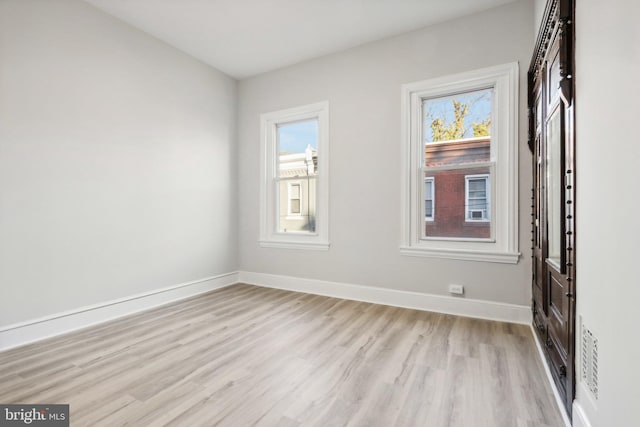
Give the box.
[425,167,490,239]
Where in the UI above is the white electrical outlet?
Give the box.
[449,284,464,295]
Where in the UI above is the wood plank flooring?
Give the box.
[0,284,565,426]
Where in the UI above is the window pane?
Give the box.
[425,200,433,217]
[277,119,318,233]
[424,181,432,199]
[469,179,485,192]
[423,88,492,144]
[547,108,562,266]
[468,199,486,209]
[424,170,490,238]
[423,176,435,221]
[424,177,434,219]
[290,199,300,214]
[290,184,300,199]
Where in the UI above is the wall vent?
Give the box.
[580,316,599,399]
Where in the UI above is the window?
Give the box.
[260,101,329,250]
[424,177,434,221]
[421,87,493,239]
[401,63,520,263]
[288,182,302,216]
[465,175,490,221]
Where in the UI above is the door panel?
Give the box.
[548,269,569,352]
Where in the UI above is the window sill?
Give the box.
[259,240,330,251]
[400,246,520,264]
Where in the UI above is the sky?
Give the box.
[277,119,318,154]
[423,88,492,142]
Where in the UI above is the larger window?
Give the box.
[260,101,329,250]
[401,63,520,263]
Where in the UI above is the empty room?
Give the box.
[0,0,637,426]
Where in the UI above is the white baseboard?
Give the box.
[0,271,531,353]
[238,271,531,324]
[572,400,592,427]
[572,383,596,427]
[530,325,572,427]
[0,271,239,352]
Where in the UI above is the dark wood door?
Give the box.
[529,0,576,418]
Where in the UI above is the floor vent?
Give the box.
[581,316,599,399]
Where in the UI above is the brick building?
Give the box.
[424,136,491,239]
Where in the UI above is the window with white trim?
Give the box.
[424,177,434,221]
[401,63,520,263]
[465,175,490,222]
[260,102,329,250]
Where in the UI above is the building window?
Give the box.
[465,175,490,221]
[288,182,302,216]
[401,63,520,263]
[260,101,329,250]
[424,177,434,221]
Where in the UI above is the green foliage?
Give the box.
[472,118,491,137]
[428,99,490,142]
[430,118,446,142]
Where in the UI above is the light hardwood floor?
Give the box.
[0,284,565,426]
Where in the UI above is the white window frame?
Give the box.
[424,177,435,222]
[400,63,520,263]
[259,101,329,250]
[465,174,490,222]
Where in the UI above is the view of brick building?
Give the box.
[424,136,491,239]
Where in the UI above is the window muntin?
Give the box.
[400,63,519,263]
[465,175,490,222]
[260,102,329,250]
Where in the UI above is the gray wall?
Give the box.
[533,0,547,40]
[0,0,238,326]
[238,0,534,306]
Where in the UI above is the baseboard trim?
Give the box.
[0,271,532,352]
[572,400,592,427]
[572,383,597,427]
[530,325,572,427]
[0,271,239,352]
[238,271,531,324]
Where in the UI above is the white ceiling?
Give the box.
[84,0,518,79]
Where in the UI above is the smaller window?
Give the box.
[260,101,329,250]
[465,175,490,222]
[288,182,302,216]
[424,177,434,221]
